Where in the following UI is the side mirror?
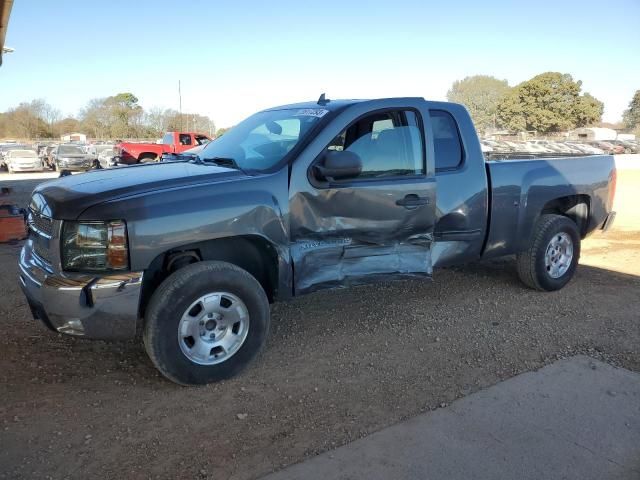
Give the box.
[314,150,362,181]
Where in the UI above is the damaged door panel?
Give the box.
[288,102,437,294]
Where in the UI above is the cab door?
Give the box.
[288,101,436,294]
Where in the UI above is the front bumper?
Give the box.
[11,164,43,172]
[18,239,143,340]
[58,163,91,171]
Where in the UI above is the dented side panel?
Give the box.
[289,182,436,293]
[288,99,437,294]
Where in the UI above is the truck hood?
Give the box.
[31,162,245,219]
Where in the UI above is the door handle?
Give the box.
[396,194,430,209]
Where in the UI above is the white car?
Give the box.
[565,142,604,155]
[524,142,554,153]
[5,149,44,173]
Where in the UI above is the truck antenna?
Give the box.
[317,93,329,106]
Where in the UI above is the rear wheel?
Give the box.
[516,214,581,291]
[143,261,270,385]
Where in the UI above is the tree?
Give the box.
[0,99,61,139]
[1,94,219,141]
[53,117,81,137]
[141,109,216,137]
[80,98,112,139]
[574,92,604,128]
[78,93,144,139]
[497,72,603,133]
[622,90,640,130]
[446,75,510,133]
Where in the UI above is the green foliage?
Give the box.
[80,92,144,139]
[446,75,510,134]
[622,90,640,129]
[215,127,229,137]
[497,72,603,133]
[574,92,604,128]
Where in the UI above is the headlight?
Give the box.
[62,220,129,271]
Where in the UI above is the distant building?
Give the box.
[568,127,616,142]
[60,132,87,143]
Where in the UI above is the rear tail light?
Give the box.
[609,168,617,208]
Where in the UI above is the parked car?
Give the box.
[523,142,554,153]
[0,143,29,166]
[97,146,118,168]
[4,149,44,173]
[49,144,95,171]
[41,145,57,165]
[565,142,604,155]
[115,132,212,165]
[608,139,639,154]
[480,141,493,153]
[88,144,114,159]
[19,97,617,385]
[535,142,565,153]
[591,141,624,155]
[481,139,512,153]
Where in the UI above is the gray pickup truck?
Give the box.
[19,97,617,385]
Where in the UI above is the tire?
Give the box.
[516,214,581,291]
[138,155,157,163]
[143,261,270,385]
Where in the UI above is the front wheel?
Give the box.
[516,214,581,291]
[143,261,270,385]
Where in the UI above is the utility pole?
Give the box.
[178,80,183,131]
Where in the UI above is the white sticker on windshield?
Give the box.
[294,109,329,118]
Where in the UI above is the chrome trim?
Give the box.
[28,224,52,240]
[602,211,616,232]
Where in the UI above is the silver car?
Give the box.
[5,149,44,173]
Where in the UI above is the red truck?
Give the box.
[115,131,212,165]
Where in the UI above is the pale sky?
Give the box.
[2,0,639,128]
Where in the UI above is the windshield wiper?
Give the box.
[193,156,242,171]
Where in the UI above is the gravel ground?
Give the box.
[0,169,639,480]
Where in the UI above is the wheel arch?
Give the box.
[138,234,280,319]
[540,194,591,238]
[137,152,158,161]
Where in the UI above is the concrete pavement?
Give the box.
[262,356,640,480]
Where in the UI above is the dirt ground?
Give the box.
[1,167,639,480]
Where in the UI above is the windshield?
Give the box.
[59,145,85,155]
[198,108,328,171]
[11,150,36,158]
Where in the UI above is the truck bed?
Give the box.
[482,154,616,259]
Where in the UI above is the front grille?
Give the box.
[29,209,53,237]
[32,238,52,264]
[28,209,54,265]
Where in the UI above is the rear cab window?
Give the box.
[430,110,464,172]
